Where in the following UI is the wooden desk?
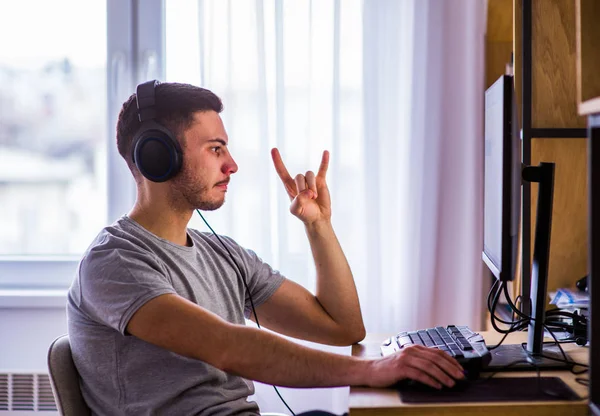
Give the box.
[349,332,589,416]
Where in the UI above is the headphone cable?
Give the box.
[196,209,296,416]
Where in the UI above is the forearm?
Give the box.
[221,323,370,387]
[129,294,466,391]
[305,220,365,343]
[130,294,371,387]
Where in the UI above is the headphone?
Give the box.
[131,80,183,182]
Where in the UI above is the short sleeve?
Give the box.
[72,234,177,335]
[237,247,285,319]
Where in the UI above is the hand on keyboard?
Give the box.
[380,325,492,381]
[367,343,466,390]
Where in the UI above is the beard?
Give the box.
[170,166,226,211]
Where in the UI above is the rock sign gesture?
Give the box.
[271,148,332,226]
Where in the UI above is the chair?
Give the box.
[47,334,91,416]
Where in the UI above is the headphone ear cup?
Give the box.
[133,130,182,182]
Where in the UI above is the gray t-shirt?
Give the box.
[67,216,286,416]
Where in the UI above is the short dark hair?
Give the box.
[116,82,223,176]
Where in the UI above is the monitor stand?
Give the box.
[486,162,571,372]
[486,343,571,371]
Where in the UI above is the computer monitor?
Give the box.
[483,74,569,370]
[587,114,600,415]
[482,74,520,283]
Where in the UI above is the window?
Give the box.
[0,0,135,289]
[0,1,107,255]
[164,0,363,286]
[0,0,363,291]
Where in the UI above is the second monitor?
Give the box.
[483,74,569,370]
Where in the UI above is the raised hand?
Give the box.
[271,148,331,225]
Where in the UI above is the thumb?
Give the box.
[289,190,315,216]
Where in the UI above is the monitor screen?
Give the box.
[482,74,520,282]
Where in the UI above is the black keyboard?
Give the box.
[381,325,492,378]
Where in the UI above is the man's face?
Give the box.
[170,110,238,211]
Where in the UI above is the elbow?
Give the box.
[335,324,366,346]
[350,325,367,345]
[347,317,367,344]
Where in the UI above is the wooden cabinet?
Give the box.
[512,0,588,297]
[486,0,589,320]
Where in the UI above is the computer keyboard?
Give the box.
[381,325,492,378]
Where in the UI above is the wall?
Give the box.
[0,307,67,373]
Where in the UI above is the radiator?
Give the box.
[0,373,57,414]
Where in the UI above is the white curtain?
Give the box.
[361,0,487,333]
[166,0,485,336]
[166,0,486,412]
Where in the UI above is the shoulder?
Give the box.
[80,219,162,275]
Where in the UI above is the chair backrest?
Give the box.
[47,334,91,416]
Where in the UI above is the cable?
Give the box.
[196,210,261,326]
[485,279,590,383]
[488,281,528,334]
[479,359,539,383]
[516,330,589,379]
[518,336,589,394]
[488,278,589,344]
[546,309,587,322]
[502,281,534,322]
[196,209,297,416]
[488,292,525,350]
[489,282,518,332]
[491,282,528,327]
[487,278,501,312]
[487,331,510,350]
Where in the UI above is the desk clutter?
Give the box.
[548,280,589,346]
[550,288,589,309]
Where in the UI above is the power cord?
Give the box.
[487,290,524,350]
[196,209,297,416]
[488,281,528,335]
[488,280,588,339]
[484,279,589,396]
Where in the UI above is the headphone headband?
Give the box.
[136,80,160,122]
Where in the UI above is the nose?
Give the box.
[222,154,238,175]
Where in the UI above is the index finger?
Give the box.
[271,148,296,189]
[317,150,330,178]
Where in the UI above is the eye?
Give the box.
[211,146,222,154]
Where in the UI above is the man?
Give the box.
[67,81,465,416]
